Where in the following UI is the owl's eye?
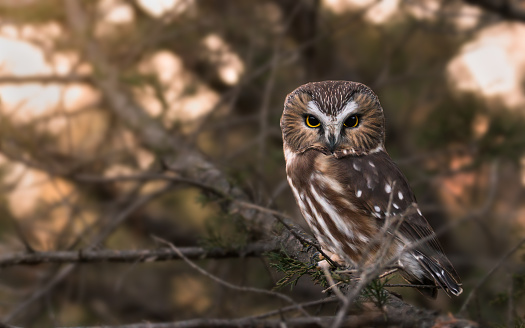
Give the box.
[305,115,321,128]
[343,115,359,128]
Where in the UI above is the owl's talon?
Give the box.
[311,251,325,263]
[317,259,331,270]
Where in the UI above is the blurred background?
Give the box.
[0,0,525,327]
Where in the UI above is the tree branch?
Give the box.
[0,243,278,268]
[56,295,478,328]
[63,0,275,234]
[0,75,92,85]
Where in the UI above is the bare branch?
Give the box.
[3,183,174,322]
[55,294,478,328]
[0,243,278,268]
[0,75,92,85]
[63,0,276,235]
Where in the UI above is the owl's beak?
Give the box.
[327,133,339,153]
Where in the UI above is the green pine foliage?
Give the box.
[267,251,327,290]
[362,278,391,308]
[268,250,390,309]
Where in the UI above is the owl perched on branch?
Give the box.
[281,81,462,298]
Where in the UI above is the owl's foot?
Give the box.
[311,252,329,270]
[313,249,345,269]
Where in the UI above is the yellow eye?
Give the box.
[305,115,321,128]
[344,115,359,128]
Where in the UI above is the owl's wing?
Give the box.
[340,151,462,297]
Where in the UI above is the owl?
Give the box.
[281,81,462,298]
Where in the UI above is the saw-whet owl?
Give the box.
[281,80,462,297]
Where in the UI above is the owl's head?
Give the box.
[281,81,385,158]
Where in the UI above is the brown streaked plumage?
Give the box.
[281,80,462,298]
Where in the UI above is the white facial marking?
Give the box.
[368,161,375,168]
[335,100,359,123]
[307,100,340,147]
[356,190,362,197]
[385,183,391,193]
[307,100,323,117]
[335,101,359,125]
[374,205,381,213]
[398,191,404,200]
[307,100,361,150]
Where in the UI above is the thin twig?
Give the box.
[250,297,337,320]
[378,268,398,279]
[384,283,438,289]
[322,266,347,303]
[321,281,344,294]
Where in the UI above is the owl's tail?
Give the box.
[406,250,463,298]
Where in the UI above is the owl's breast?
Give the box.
[285,149,380,262]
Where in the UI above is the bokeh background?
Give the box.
[1,0,525,327]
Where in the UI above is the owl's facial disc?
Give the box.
[306,100,361,153]
[281,81,386,157]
